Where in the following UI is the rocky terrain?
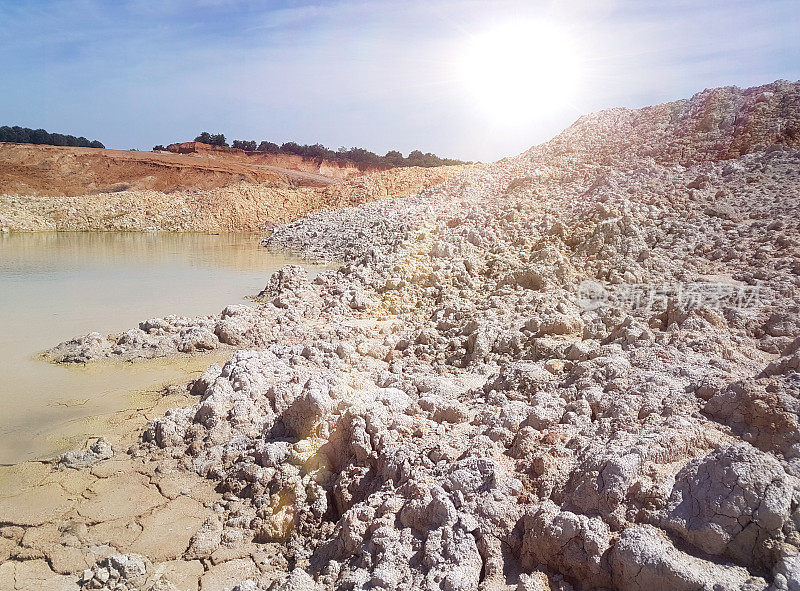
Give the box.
[0,165,467,232]
[4,80,800,590]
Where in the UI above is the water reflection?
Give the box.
[0,232,319,464]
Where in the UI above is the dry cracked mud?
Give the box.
[5,80,800,590]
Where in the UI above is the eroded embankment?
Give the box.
[4,80,800,591]
[0,164,468,232]
[0,142,289,197]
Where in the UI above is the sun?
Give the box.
[458,20,583,124]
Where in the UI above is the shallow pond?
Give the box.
[0,232,316,464]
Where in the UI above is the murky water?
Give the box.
[0,232,317,464]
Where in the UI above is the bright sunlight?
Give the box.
[458,20,583,124]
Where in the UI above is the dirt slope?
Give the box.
[0,141,390,198]
[0,143,301,196]
[533,79,800,165]
[0,165,470,232]
[168,142,391,181]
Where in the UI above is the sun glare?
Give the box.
[458,20,583,124]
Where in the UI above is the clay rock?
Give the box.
[443,457,503,497]
[278,379,336,438]
[704,202,740,220]
[44,331,112,363]
[177,326,218,352]
[258,264,310,304]
[537,313,584,337]
[324,481,483,591]
[765,350,800,377]
[270,568,318,590]
[34,80,800,591]
[520,501,613,587]
[611,525,767,591]
[771,545,800,591]
[80,554,149,590]
[502,266,547,290]
[525,392,567,430]
[418,395,470,423]
[399,483,458,531]
[189,363,223,396]
[215,312,256,346]
[704,377,800,458]
[59,437,113,469]
[185,517,222,559]
[483,362,555,399]
[660,443,800,569]
[516,572,552,591]
[562,450,646,518]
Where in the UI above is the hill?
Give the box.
[0,159,470,232]
[0,142,368,198]
[531,79,800,165]
[0,140,473,232]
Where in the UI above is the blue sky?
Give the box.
[1,0,798,161]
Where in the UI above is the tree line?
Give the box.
[156,132,469,168]
[0,125,104,148]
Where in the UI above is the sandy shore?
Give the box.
[0,382,223,590]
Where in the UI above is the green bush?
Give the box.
[0,125,105,148]
[232,140,258,151]
[190,132,467,167]
[194,132,228,147]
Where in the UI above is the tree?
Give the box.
[303,143,335,159]
[280,141,303,155]
[152,145,167,151]
[193,132,227,146]
[257,141,279,153]
[174,132,465,167]
[232,140,257,151]
[384,150,404,166]
[31,128,49,144]
[10,126,30,143]
[338,147,381,164]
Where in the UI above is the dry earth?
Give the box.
[0,142,391,198]
[0,143,289,197]
[4,80,800,591]
[0,164,467,233]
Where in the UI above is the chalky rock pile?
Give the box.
[54,81,800,590]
